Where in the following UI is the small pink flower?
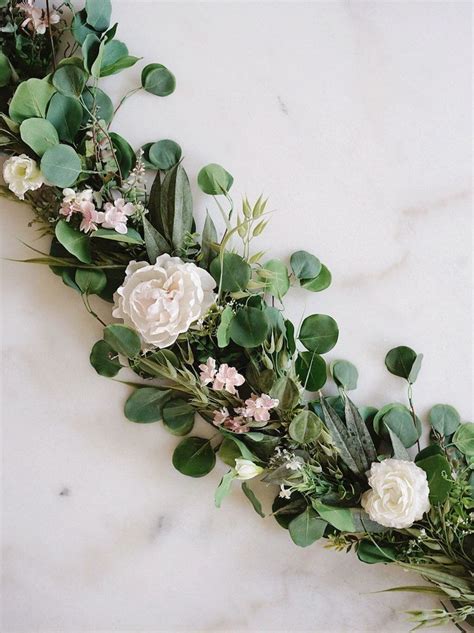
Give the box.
[212,407,229,426]
[102,198,135,234]
[78,201,104,233]
[19,1,60,34]
[199,357,217,385]
[243,393,279,422]
[224,417,250,434]
[212,364,245,395]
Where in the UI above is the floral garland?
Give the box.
[1,1,473,629]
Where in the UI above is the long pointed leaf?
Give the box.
[342,397,368,472]
[148,169,163,232]
[172,165,193,251]
[320,398,360,474]
[143,216,169,261]
[200,211,217,269]
[345,396,377,466]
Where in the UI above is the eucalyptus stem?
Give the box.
[407,382,421,452]
[82,295,107,326]
[45,0,57,71]
[114,87,143,115]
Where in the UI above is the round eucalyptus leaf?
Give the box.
[103,324,141,358]
[141,63,176,96]
[172,437,216,477]
[415,452,453,503]
[149,139,182,170]
[54,219,91,264]
[272,493,307,529]
[75,268,107,295]
[197,163,234,195]
[295,352,327,391]
[20,118,59,157]
[289,410,322,444]
[228,306,269,348]
[0,52,12,88]
[85,0,111,32]
[124,387,170,423]
[72,9,98,45]
[46,93,83,143]
[9,78,55,123]
[81,87,114,124]
[41,144,82,187]
[260,259,290,299]
[288,507,326,547]
[210,252,251,292]
[162,398,195,436]
[453,423,474,457]
[290,250,321,280]
[429,404,461,437]
[52,65,87,97]
[381,406,421,448]
[270,377,300,410]
[109,132,135,179]
[299,314,339,354]
[301,264,332,292]
[357,540,397,564]
[331,360,358,391]
[90,339,121,377]
[385,346,417,380]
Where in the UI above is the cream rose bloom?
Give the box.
[234,459,264,481]
[3,154,44,199]
[113,254,216,349]
[361,459,431,529]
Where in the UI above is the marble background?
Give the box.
[1,1,472,631]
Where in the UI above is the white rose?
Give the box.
[234,458,264,481]
[3,154,44,199]
[112,254,216,349]
[361,459,431,529]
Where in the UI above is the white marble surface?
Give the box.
[1,1,472,631]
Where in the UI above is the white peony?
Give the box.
[113,254,216,349]
[3,154,44,199]
[234,459,264,480]
[361,459,431,529]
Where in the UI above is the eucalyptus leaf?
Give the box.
[295,351,327,391]
[20,118,59,157]
[81,87,114,125]
[299,314,339,354]
[52,65,87,97]
[82,33,101,74]
[162,398,195,436]
[72,9,98,45]
[149,139,182,170]
[41,145,82,187]
[0,52,12,87]
[289,410,322,444]
[54,220,91,263]
[382,406,421,448]
[47,93,83,143]
[217,305,234,348]
[124,387,171,423]
[452,423,474,457]
[313,501,356,532]
[103,324,141,358]
[197,163,233,195]
[357,540,397,564]
[172,437,216,477]
[9,78,55,123]
[242,482,265,517]
[75,268,107,295]
[270,377,300,410]
[229,306,269,348]
[215,470,235,508]
[290,250,321,279]
[109,132,135,179]
[331,360,358,391]
[210,252,251,292]
[415,452,453,503]
[260,259,290,299]
[141,63,176,96]
[92,228,144,245]
[100,40,139,77]
[289,508,327,547]
[90,339,121,377]
[301,264,332,292]
[385,346,418,381]
[388,428,410,460]
[218,438,241,467]
[200,212,217,270]
[85,0,112,32]
[429,404,461,436]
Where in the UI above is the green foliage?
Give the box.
[92,228,144,245]
[162,398,195,436]
[103,324,141,358]
[20,118,59,157]
[141,63,176,96]
[290,250,321,279]
[100,40,139,77]
[331,360,358,391]
[241,482,265,517]
[85,0,112,32]
[156,164,193,251]
[415,447,453,503]
[210,252,251,292]
[172,437,216,477]
[75,268,107,295]
[216,305,233,348]
[453,423,474,457]
[109,132,136,179]
[9,78,55,123]
[301,264,332,292]
[229,306,269,348]
[197,163,234,195]
[143,216,169,261]
[90,340,121,377]
[385,346,423,383]
[313,501,356,532]
[289,410,322,444]
[299,314,339,354]
[72,9,99,45]
[47,94,83,143]
[82,33,101,74]
[260,259,290,299]
[148,139,182,170]
[288,507,327,547]
[375,404,421,448]
[429,404,461,436]
[215,470,235,507]
[0,52,12,88]
[54,220,91,263]
[52,66,88,97]
[41,145,82,187]
[82,87,114,125]
[124,387,170,423]
[357,540,396,564]
[200,212,217,270]
[270,377,300,410]
[295,352,327,391]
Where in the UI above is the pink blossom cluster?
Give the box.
[211,392,279,434]
[198,358,245,395]
[60,189,135,234]
[19,0,60,35]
